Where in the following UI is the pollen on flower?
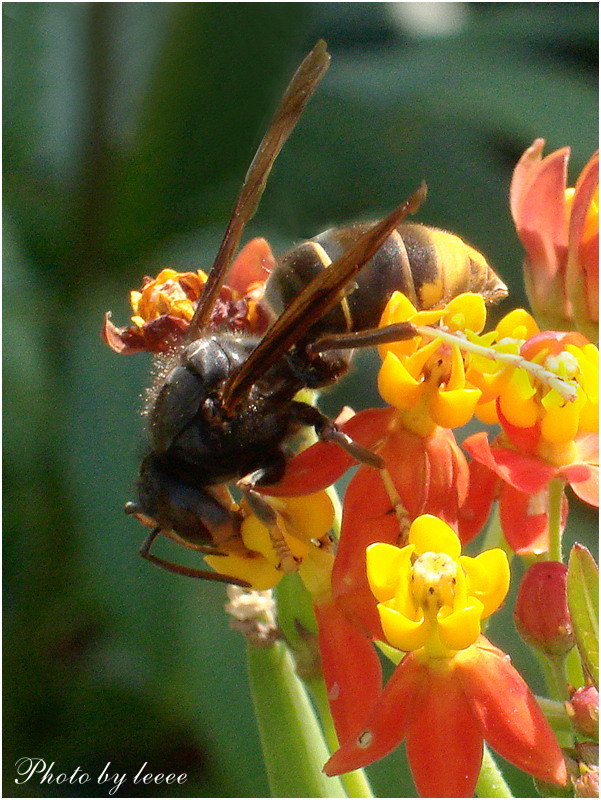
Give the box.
[411,552,458,614]
[545,351,580,379]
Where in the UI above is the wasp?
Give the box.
[124,41,507,585]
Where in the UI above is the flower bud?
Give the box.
[514,562,575,656]
[567,685,599,739]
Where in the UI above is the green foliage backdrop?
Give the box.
[4,3,598,797]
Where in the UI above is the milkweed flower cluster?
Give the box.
[104,142,599,798]
[253,144,598,796]
[262,278,596,794]
[462,313,598,554]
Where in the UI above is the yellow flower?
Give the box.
[204,491,335,591]
[366,515,509,656]
[130,268,207,327]
[468,307,598,448]
[377,292,486,432]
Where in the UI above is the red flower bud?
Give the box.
[568,685,599,739]
[514,562,575,655]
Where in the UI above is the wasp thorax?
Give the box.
[411,552,458,614]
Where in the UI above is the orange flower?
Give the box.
[102,237,273,353]
[326,636,567,797]
[324,519,568,797]
[462,427,598,555]
[511,140,598,340]
[461,326,598,554]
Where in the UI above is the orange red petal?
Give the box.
[314,598,382,745]
[324,652,424,777]
[499,483,567,555]
[458,456,499,544]
[405,663,483,798]
[455,638,568,788]
[463,432,556,495]
[331,463,398,639]
[227,237,276,294]
[261,407,394,497]
[380,426,469,526]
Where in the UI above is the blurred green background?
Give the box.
[4,3,598,797]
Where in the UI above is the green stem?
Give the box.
[535,650,569,705]
[534,653,574,746]
[547,477,566,562]
[275,574,373,797]
[475,744,513,798]
[541,655,574,747]
[536,696,572,732]
[247,641,347,797]
[547,654,571,702]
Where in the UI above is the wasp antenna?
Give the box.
[186,41,331,339]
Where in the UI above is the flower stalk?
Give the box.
[275,573,374,798]
[547,476,567,561]
[247,640,347,798]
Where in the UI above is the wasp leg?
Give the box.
[139,527,250,586]
[307,321,418,354]
[238,487,300,574]
[289,401,384,469]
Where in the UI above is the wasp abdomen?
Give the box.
[397,223,507,308]
[266,221,507,338]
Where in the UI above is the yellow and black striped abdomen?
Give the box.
[395,223,507,309]
[265,220,507,339]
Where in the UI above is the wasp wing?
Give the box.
[221,183,428,411]
[186,40,330,338]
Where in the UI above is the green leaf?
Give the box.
[567,544,599,687]
[247,641,347,798]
